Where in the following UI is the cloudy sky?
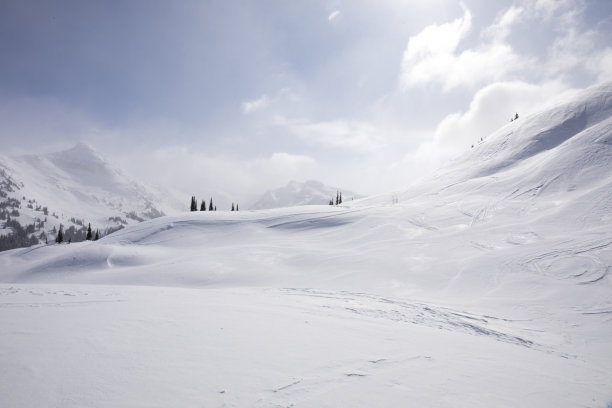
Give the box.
[1,0,611,205]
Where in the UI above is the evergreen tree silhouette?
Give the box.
[86,223,92,240]
[236,204,239,211]
[231,203,235,211]
[200,200,206,211]
[94,230,100,241]
[55,224,64,244]
[209,198,214,211]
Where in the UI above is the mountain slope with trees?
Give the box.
[0,142,182,251]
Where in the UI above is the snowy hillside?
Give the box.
[0,142,182,250]
[0,82,611,407]
[249,179,364,209]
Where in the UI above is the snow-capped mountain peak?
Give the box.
[0,142,182,250]
[49,141,108,171]
[249,179,364,209]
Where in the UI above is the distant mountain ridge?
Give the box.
[249,180,364,210]
[0,142,182,250]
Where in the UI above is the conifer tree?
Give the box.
[200,200,206,211]
[335,191,339,205]
[55,224,64,244]
[339,192,342,204]
[236,204,239,211]
[231,203,235,211]
[329,199,333,205]
[209,198,214,211]
[86,223,92,240]
[214,206,217,211]
[94,230,100,241]
[190,196,197,211]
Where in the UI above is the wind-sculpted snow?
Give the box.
[1,82,612,407]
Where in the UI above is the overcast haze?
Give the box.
[1,0,611,204]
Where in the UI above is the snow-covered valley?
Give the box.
[1,83,611,407]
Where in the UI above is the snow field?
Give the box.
[1,285,609,408]
[1,82,612,406]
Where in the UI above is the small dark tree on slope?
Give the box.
[231,203,235,211]
[236,204,239,211]
[209,198,214,211]
[86,223,92,240]
[190,196,197,211]
[94,230,100,241]
[200,200,206,211]
[55,224,64,244]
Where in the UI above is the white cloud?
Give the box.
[399,8,528,91]
[398,0,608,96]
[483,6,524,42]
[585,48,612,82]
[402,8,472,63]
[268,152,315,168]
[274,116,385,153]
[241,94,270,114]
[328,10,341,22]
[523,0,581,19]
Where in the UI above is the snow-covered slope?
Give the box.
[249,179,364,209]
[1,83,611,407]
[0,142,182,248]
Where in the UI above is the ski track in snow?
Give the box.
[503,237,612,284]
[280,288,553,353]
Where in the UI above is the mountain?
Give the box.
[1,82,611,407]
[0,142,182,250]
[249,179,364,209]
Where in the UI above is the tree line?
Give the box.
[54,222,101,244]
[329,191,343,206]
[190,197,238,212]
